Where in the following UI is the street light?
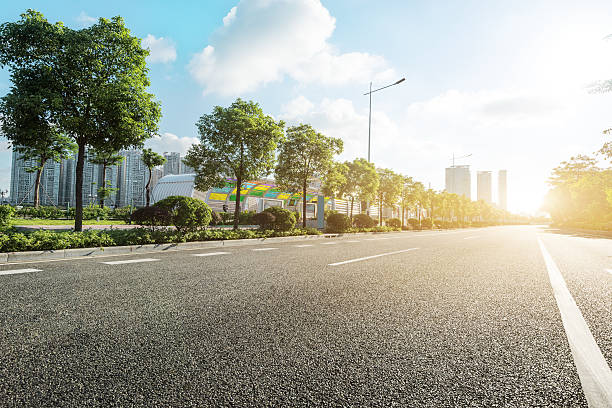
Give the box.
[363,78,405,162]
[451,153,472,167]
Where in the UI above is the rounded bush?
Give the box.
[154,196,212,234]
[0,205,15,227]
[386,218,401,228]
[210,211,222,226]
[326,212,351,232]
[252,211,276,230]
[421,218,433,229]
[407,218,420,229]
[352,213,376,228]
[262,207,296,231]
[130,206,172,227]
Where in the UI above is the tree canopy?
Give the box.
[184,98,284,230]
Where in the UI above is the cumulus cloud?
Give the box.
[188,0,395,95]
[144,133,199,156]
[76,11,97,27]
[141,35,177,63]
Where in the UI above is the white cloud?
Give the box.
[141,34,177,63]
[223,6,237,26]
[144,133,199,156]
[76,11,97,27]
[188,0,395,95]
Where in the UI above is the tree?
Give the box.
[184,99,284,230]
[141,148,166,207]
[322,161,348,207]
[375,168,402,226]
[347,158,379,220]
[275,124,343,228]
[0,62,76,207]
[89,147,124,208]
[0,10,161,230]
[399,176,418,228]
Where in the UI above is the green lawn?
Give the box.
[12,218,127,226]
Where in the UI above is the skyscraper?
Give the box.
[10,150,61,206]
[163,152,181,176]
[498,170,507,210]
[117,150,149,207]
[445,165,471,199]
[477,171,492,203]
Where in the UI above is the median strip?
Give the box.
[537,238,612,406]
[328,248,418,266]
[0,268,42,276]
[192,252,230,257]
[101,258,160,265]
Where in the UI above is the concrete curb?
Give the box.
[0,230,411,264]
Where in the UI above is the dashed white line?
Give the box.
[328,248,418,266]
[364,238,389,241]
[537,238,612,406]
[192,252,230,257]
[101,258,159,265]
[294,244,313,248]
[345,240,360,243]
[606,268,612,275]
[321,242,338,245]
[463,236,478,240]
[0,268,42,276]
[252,248,277,251]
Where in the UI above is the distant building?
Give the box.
[117,150,150,207]
[181,161,194,175]
[445,165,471,199]
[498,170,507,210]
[163,152,181,176]
[477,171,492,203]
[10,150,61,206]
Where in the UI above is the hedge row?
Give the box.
[13,205,134,221]
[0,227,322,253]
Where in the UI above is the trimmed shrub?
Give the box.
[353,213,376,228]
[407,218,420,229]
[239,210,256,225]
[326,213,351,232]
[421,218,433,229]
[0,205,15,227]
[130,206,172,228]
[154,196,212,234]
[262,207,296,231]
[386,218,401,228]
[210,211,223,226]
[252,211,276,230]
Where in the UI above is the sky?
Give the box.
[1,0,612,214]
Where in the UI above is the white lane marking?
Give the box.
[101,258,159,265]
[252,248,277,251]
[0,268,42,276]
[294,244,313,247]
[463,236,478,240]
[328,248,418,266]
[364,238,389,241]
[538,238,612,406]
[192,252,230,257]
[321,242,338,245]
[606,268,612,275]
[345,240,360,243]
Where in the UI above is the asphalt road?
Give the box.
[1,226,611,407]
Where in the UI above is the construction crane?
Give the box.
[451,153,472,167]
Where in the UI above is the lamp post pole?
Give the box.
[363,78,406,217]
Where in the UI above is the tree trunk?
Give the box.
[233,176,241,231]
[145,167,152,207]
[401,204,405,228]
[302,183,307,229]
[75,143,86,232]
[100,163,107,208]
[379,194,383,226]
[350,196,354,221]
[33,159,46,208]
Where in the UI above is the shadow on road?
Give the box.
[539,226,612,240]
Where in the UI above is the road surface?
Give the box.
[1,226,611,407]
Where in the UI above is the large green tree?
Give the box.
[345,158,378,219]
[141,148,166,207]
[89,147,124,208]
[0,10,161,230]
[184,99,284,230]
[399,176,418,228]
[0,66,76,207]
[375,168,402,226]
[275,124,343,228]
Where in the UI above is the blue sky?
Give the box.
[1,0,612,213]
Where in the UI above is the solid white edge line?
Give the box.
[537,238,612,406]
[192,252,230,257]
[0,268,42,276]
[328,248,418,266]
[101,258,159,265]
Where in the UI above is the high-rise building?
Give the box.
[181,161,194,174]
[117,150,150,207]
[445,165,471,199]
[163,152,181,176]
[498,170,507,210]
[10,150,61,206]
[477,171,492,203]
